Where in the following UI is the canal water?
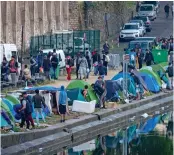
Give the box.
[53,123,173,155]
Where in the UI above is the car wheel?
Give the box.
[119,37,124,42]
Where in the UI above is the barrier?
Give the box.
[108,54,120,69]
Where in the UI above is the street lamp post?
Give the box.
[21,25,24,76]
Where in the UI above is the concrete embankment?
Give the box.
[1,92,173,155]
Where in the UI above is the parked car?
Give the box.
[119,23,141,42]
[138,4,157,21]
[132,16,152,32]
[129,20,146,36]
[124,40,154,54]
[135,37,157,47]
[141,1,160,13]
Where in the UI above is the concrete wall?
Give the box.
[0,1,135,52]
[0,1,69,52]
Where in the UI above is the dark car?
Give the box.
[132,16,152,32]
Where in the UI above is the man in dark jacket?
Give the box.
[76,53,80,79]
[51,53,59,79]
[43,55,51,80]
[37,50,44,68]
[137,49,144,69]
[164,4,170,18]
[103,41,110,54]
[144,49,154,66]
[32,89,46,126]
[86,51,91,79]
[166,62,173,89]
[30,55,37,76]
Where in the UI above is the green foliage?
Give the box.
[130,135,173,155]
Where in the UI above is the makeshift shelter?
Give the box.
[2,98,16,117]
[24,86,60,91]
[105,80,123,101]
[67,80,98,102]
[132,70,148,91]
[140,73,160,93]
[127,125,137,143]
[140,68,162,86]
[112,73,136,96]
[159,62,168,71]
[67,88,85,105]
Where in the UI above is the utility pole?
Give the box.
[21,25,24,76]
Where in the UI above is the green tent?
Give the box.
[151,64,169,79]
[152,49,168,63]
[0,99,14,121]
[140,69,162,86]
[5,94,20,105]
[159,62,168,71]
[67,80,98,102]
[67,88,85,105]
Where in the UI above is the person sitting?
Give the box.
[81,85,89,101]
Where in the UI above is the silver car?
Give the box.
[138,4,157,21]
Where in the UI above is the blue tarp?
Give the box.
[140,73,160,93]
[24,86,61,91]
[139,116,160,134]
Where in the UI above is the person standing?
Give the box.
[51,53,59,80]
[129,49,136,67]
[30,55,37,76]
[37,50,44,69]
[164,4,170,18]
[92,51,101,76]
[1,58,9,81]
[8,56,18,86]
[86,51,91,79]
[166,62,173,89]
[144,49,154,66]
[137,49,144,69]
[78,54,88,81]
[102,52,110,76]
[76,53,80,79]
[66,56,72,81]
[32,89,46,126]
[43,55,51,80]
[103,41,110,54]
[58,86,68,123]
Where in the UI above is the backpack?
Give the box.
[105,55,110,62]
[168,66,173,77]
[25,96,33,114]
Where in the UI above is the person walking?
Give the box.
[51,53,59,80]
[66,56,72,81]
[1,58,9,81]
[164,4,170,18]
[8,56,18,86]
[144,49,154,66]
[32,89,46,126]
[57,86,68,123]
[137,49,144,69]
[18,92,35,130]
[43,55,51,80]
[78,54,88,81]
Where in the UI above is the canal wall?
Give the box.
[1,92,173,155]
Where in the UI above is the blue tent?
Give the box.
[139,116,160,134]
[24,86,61,91]
[112,73,136,96]
[2,98,16,117]
[105,80,123,101]
[140,72,160,93]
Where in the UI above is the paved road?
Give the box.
[145,1,173,38]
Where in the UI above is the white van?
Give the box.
[42,49,65,69]
[0,44,21,72]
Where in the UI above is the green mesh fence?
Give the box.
[30,30,100,56]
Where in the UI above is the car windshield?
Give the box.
[124,25,138,29]
[129,42,148,49]
[140,6,153,11]
[142,1,157,6]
